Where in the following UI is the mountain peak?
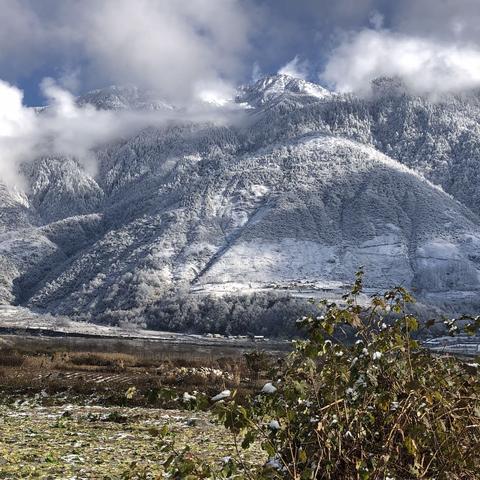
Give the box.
[236,74,331,107]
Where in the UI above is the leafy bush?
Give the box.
[163,271,480,479]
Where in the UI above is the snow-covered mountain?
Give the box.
[3,74,480,326]
[77,85,175,111]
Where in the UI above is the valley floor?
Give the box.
[0,335,271,479]
[0,400,263,479]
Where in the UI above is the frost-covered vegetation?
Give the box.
[0,330,271,478]
[161,272,480,479]
[0,401,264,479]
[3,75,480,326]
[142,292,314,336]
[1,275,479,478]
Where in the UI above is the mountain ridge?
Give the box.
[2,74,480,328]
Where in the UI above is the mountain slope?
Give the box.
[2,74,480,324]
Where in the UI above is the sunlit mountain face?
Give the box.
[1,74,480,328]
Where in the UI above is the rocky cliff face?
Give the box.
[2,74,480,323]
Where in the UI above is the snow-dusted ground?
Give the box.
[423,335,480,357]
[0,305,289,348]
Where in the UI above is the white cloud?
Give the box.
[5,1,480,190]
[0,0,253,105]
[0,78,120,188]
[278,56,309,80]
[321,29,480,95]
[0,0,254,189]
[0,81,36,189]
[368,11,384,30]
[0,77,245,190]
[251,62,262,82]
[58,68,82,93]
[74,0,252,103]
[194,79,235,107]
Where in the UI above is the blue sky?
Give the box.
[1,0,480,106]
